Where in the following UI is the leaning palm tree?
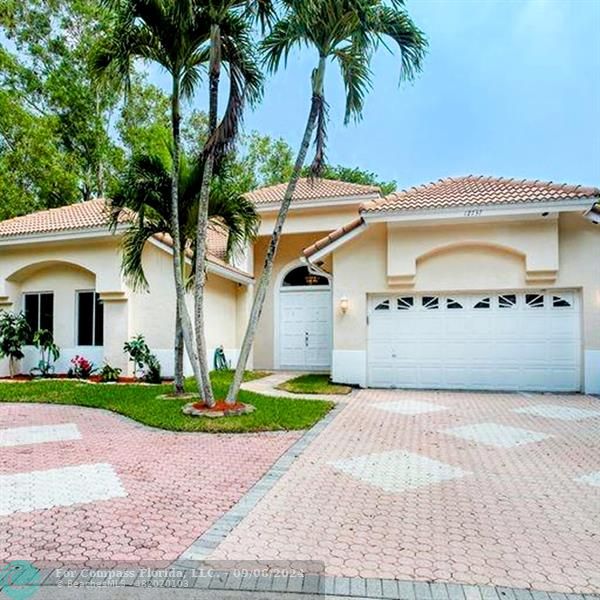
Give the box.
[192,2,268,405]
[226,0,428,403]
[93,0,263,403]
[110,144,259,394]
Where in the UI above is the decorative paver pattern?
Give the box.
[330,450,468,493]
[442,422,551,448]
[576,471,600,487]
[0,403,300,566]
[0,423,80,447]
[0,463,126,516]
[373,400,449,415]
[211,390,600,594]
[513,404,600,421]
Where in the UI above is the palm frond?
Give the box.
[120,218,164,291]
[364,4,427,82]
[260,13,307,73]
[333,44,372,123]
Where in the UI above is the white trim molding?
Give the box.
[254,193,380,213]
[362,198,598,225]
[304,221,368,263]
[147,236,253,286]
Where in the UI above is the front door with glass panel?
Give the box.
[279,266,332,370]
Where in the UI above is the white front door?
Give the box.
[279,289,332,370]
[367,291,581,392]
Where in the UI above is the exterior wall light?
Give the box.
[340,297,349,314]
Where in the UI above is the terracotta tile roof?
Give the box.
[0,198,128,237]
[0,199,251,279]
[303,217,364,258]
[361,175,600,214]
[245,177,380,206]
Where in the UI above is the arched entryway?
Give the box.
[277,263,332,371]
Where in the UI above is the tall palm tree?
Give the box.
[226,0,428,403]
[93,0,262,403]
[192,2,269,405]
[110,144,259,394]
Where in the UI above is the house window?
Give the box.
[525,294,544,308]
[446,298,463,309]
[422,296,439,310]
[474,297,491,309]
[374,299,390,311]
[24,292,54,341]
[397,297,414,310]
[77,291,104,346]
[552,295,572,308]
[282,266,329,287]
[498,294,517,308]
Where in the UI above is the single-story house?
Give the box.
[1,175,599,394]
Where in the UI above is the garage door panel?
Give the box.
[367,291,581,392]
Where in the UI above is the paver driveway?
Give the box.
[0,403,300,566]
[210,389,600,594]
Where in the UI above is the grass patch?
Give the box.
[0,370,332,433]
[277,373,352,395]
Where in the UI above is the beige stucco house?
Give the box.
[1,175,599,394]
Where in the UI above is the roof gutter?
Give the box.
[360,198,600,224]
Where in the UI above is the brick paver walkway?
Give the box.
[209,390,600,594]
[0,403,300,566]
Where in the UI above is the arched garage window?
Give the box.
[282,266,329,287]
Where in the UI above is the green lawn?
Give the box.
[276,373,352,395]
[0,370,333,433]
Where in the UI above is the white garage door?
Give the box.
[367,291,581,392]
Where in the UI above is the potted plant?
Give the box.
[0,311,31,378]
[30,329,60,378]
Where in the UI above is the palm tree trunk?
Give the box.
[193,24,221,407]
[173,291,185,395]
[226,58,326,404]
[170,76,204,395]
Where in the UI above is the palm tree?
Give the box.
[93,0,263,403]
[192,2,269,405]
[110,144,259,394]
[226,0,428,403]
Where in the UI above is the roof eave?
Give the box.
[361,197,600,224]
[0,225,124,246]
[253,192,381,213]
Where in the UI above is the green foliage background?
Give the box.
[0,0,395,221]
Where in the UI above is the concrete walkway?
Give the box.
[241,371,354,402]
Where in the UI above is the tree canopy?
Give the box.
[0,0,397,223]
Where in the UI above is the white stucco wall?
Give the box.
[0,236,246,378]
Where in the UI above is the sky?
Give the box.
[153,0,600,191]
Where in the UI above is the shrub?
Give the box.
[68,355,96,379]
[99,363,122,383]
[30,329,60,378]
[0,311,31,377]
[123,334,161,383]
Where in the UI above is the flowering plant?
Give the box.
[68,355,96,379]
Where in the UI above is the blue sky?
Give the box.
[162,0,600,190]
